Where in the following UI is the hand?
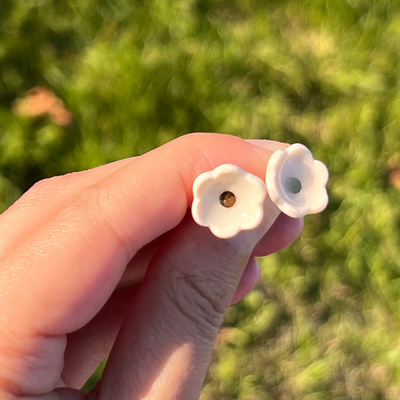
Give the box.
[0,133,303,400]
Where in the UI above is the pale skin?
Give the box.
[0,133,303,400]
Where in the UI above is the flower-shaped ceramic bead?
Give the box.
[266,143,329,218]
[192,165,267,239]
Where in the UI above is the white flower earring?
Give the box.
[266,144,329,218]
[191,143,329,239]
[192,164,267,239]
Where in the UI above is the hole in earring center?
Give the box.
[219,191,236,208]
[286,177,302,194]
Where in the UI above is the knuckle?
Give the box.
[71,181,124,224]
[64,185,105,230]
[170,269,229,338]
[27,175,66,196]
[72,184,106,216]
[67,184,129,255]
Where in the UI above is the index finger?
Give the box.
[1,133,284,337]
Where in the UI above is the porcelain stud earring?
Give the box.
[266,143,329,218]
[191,164,267,239]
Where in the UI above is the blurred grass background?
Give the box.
[1,0,400,398]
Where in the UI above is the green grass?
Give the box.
[2,0,400,398]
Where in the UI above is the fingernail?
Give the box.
[246,139,289,151]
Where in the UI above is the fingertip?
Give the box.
[252,213,304,257]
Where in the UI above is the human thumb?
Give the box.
[95,206,277,400]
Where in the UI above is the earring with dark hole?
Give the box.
[219,191,236,208]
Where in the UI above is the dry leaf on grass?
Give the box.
[389,169,400,190]
[13,86,73,126]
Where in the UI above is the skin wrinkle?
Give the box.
[0,334,65,398]
[172,271,227,337]
[71,185,133,263]
[146,215,249,338]
[119,158,187,250]
[151,171,187,229]
[145,234,229,338]
[169,138,211,207]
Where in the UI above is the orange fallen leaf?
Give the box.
[389,169,400,190]
[13,86,73,126]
